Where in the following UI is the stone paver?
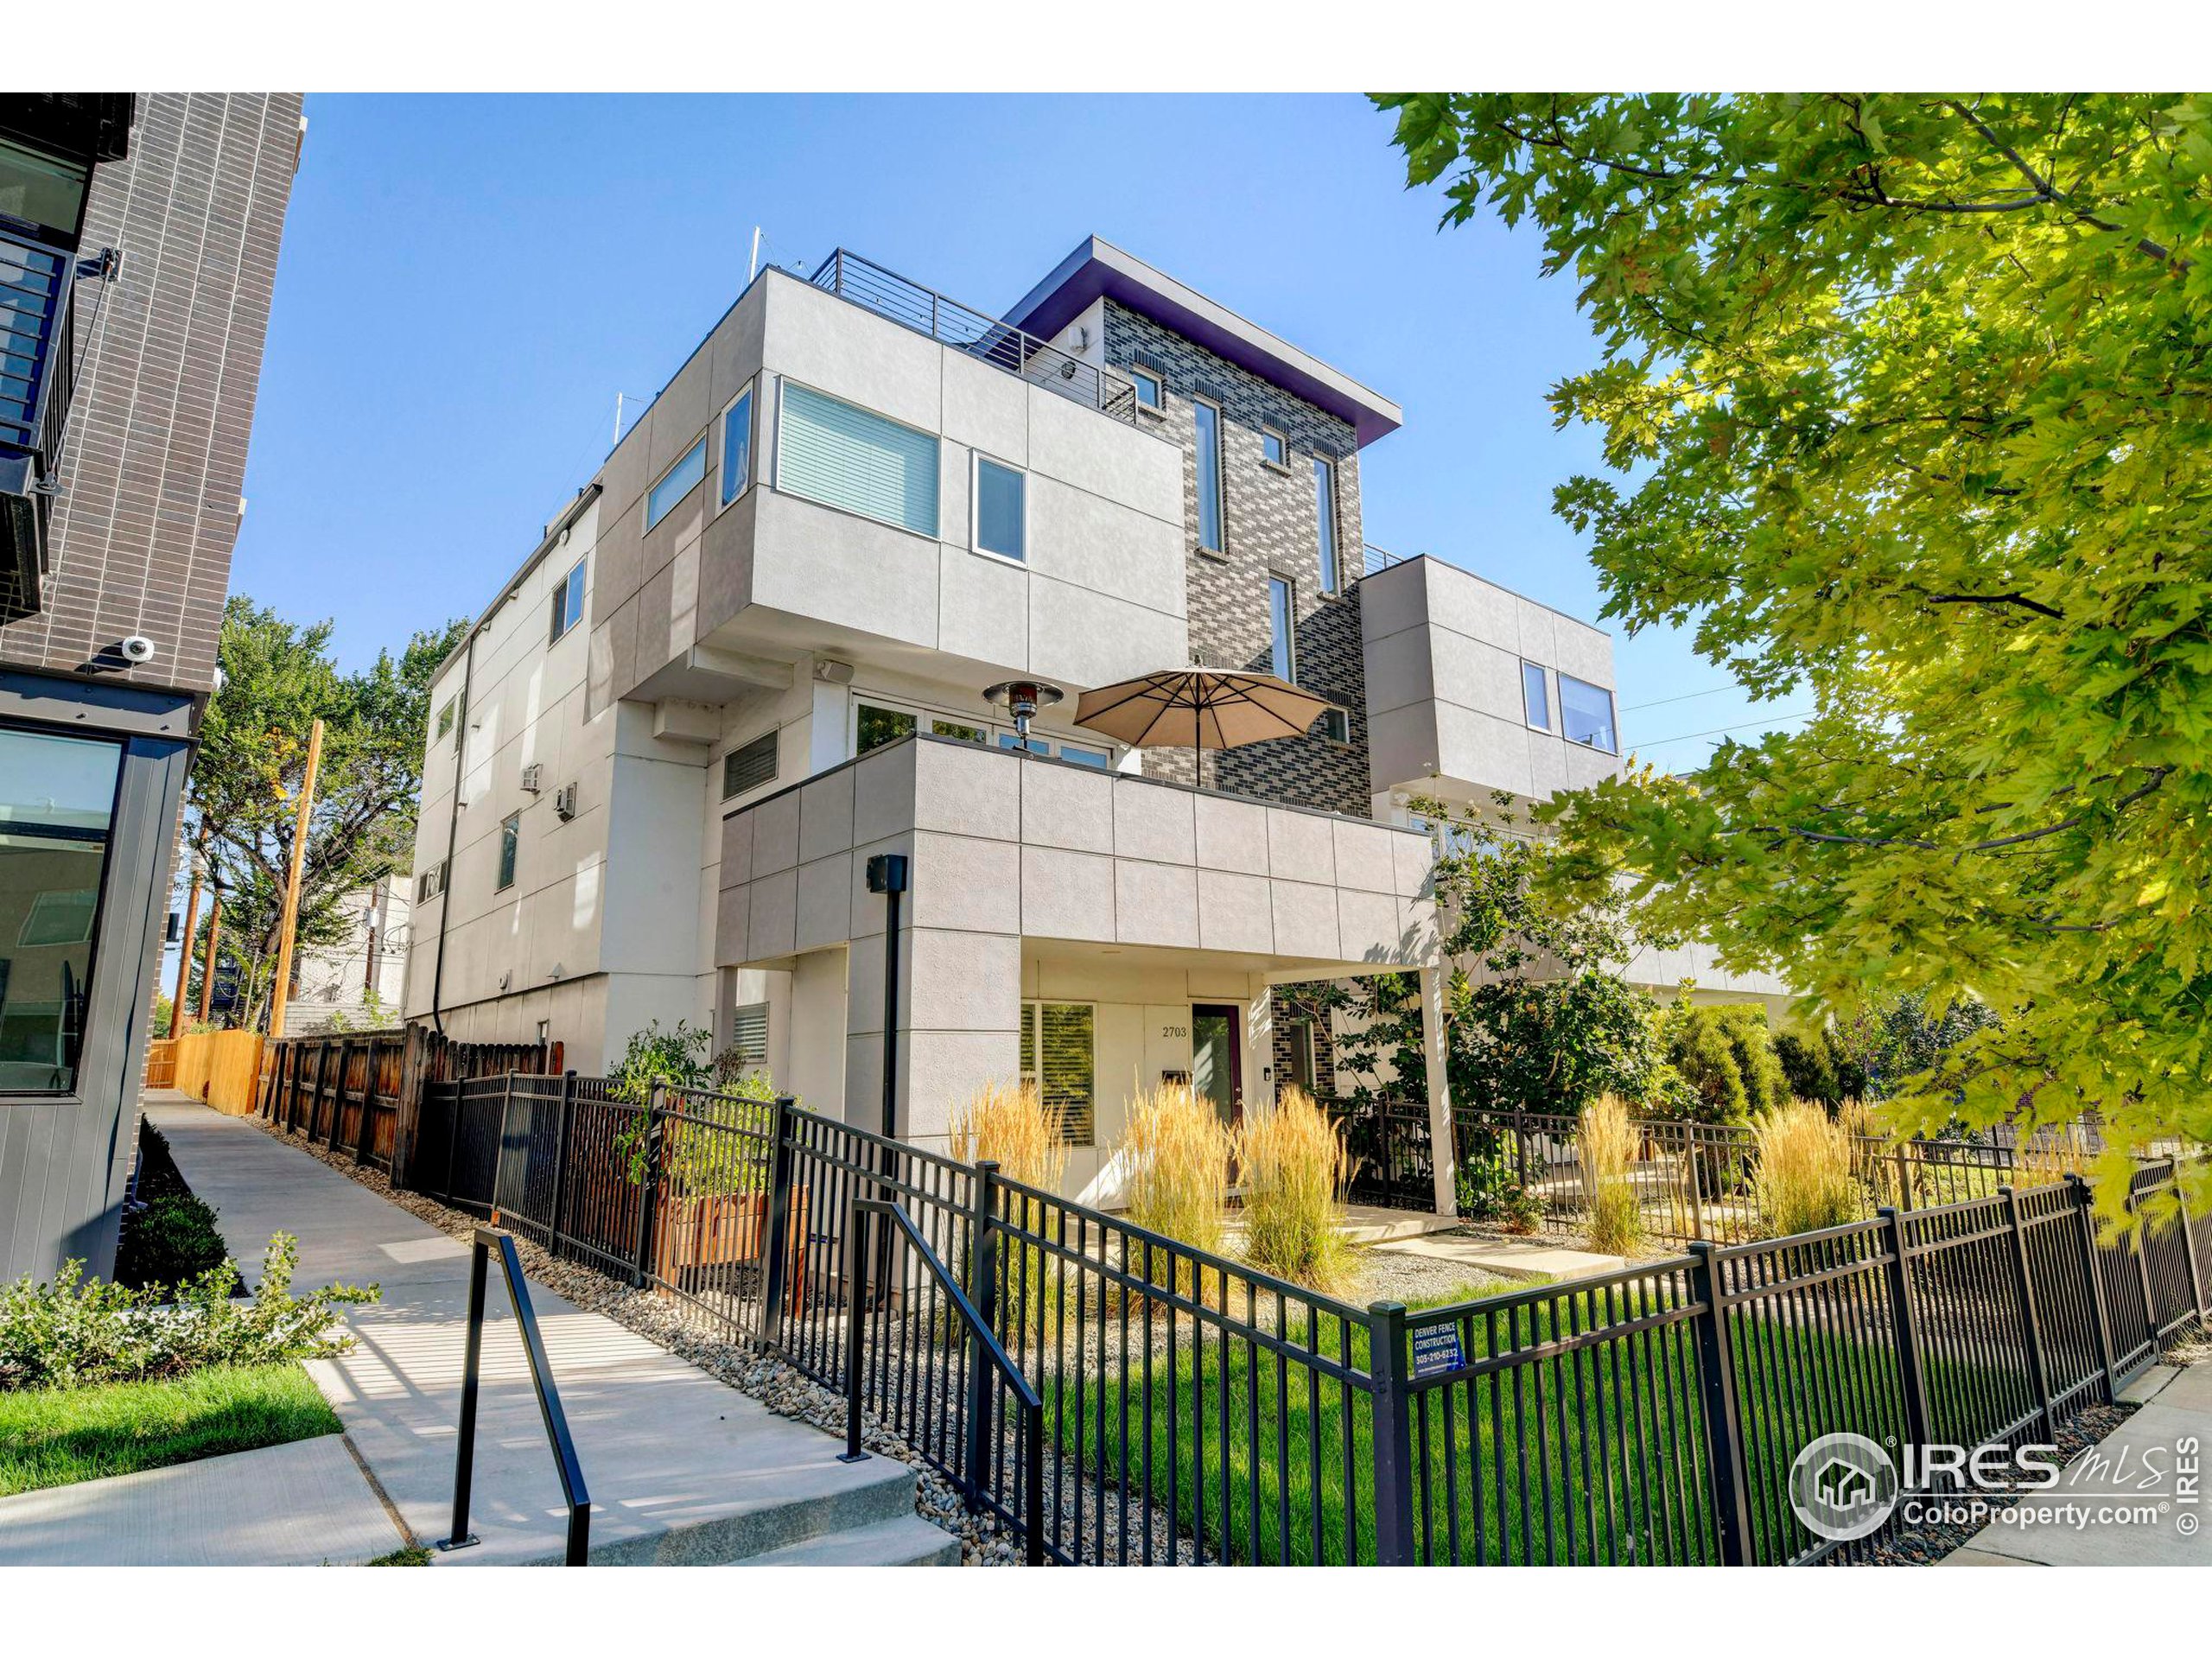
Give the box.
[0,1433,404,1567]
[1369,1231,1624,1284]
[146,1099,931,1566]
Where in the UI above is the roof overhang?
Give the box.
[1003,237,1403,449]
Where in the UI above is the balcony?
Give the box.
[810,249,1141,425]
[1,226,99,625]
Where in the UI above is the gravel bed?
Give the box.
[1351,1245,1517,1308]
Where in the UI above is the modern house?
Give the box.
[0,95,303,1281]
[280,875,411,1036]
[403,237,1777,1212]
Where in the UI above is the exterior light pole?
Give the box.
[864,852,909,1139]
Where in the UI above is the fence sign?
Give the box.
[1410,1323,1465,1380]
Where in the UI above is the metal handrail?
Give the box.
[438,1227,592,1565]
[844,1193,1044,1566]
[810,247,1138,425]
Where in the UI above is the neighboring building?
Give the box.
[402,237,1770,1212]
[281,876,410,1036]
[0,95,302,1280]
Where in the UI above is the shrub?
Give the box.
[0,1234,377,1393]
[1236,1089,1352,1294]
[610,1019,715,1104]
[115,1193,230,1292]
[1578,1094,1643,1255]
[1660,1001,1788,1125]
[1751,1101,1864,1236]
[950,1079,1067,1194]
[1118,1081,1231,1276]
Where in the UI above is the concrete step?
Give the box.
[730,1512,963,1567]
[560,1454,922,1567]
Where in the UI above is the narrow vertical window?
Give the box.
[497,811,521,892]
[1130,367,1162,409]
[721,385,754,505]
[974,456,1026,561]
[1192,397,1224,553]
[1522,662,1552,731]
[1313,456,1338,594]
[1268,575,1296,683]
[549,556,588,643]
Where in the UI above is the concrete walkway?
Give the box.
[0,1433,404,1567]
[1941,1361,2212,1567]
[144,1097,941,1566]
[1370,1230,1624,1284]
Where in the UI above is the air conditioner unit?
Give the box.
[520,762,543,793]
[553,782,578,821]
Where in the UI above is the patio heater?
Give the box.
[982,679,1065,751]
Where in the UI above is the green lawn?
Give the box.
[0,1361,341,1497]
[1046,1281,1964,1565]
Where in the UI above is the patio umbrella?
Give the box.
[1073,668,1330,788]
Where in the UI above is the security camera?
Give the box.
[119,635,157,664]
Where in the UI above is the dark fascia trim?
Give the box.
[1003,237,1404,449]
[0,668,194,741]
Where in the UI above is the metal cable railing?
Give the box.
[810,248,1139,424]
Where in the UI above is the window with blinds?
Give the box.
[777,382,939,537]
[1020,1001,1095,1147]
[728,1001,770,1069]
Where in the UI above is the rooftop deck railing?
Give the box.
[810,248,1140,425]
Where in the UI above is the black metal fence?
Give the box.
[401,1072,2208,1566]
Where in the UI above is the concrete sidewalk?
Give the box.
[0,1433,405,1567]
[144,1097,945,1566]
[1941,1361,2212,1567]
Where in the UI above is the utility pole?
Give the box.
[197,890,222,1025]
[171,822,204,1033]
[267,717,325,1041]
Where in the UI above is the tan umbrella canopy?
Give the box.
[1074,668,1330,786]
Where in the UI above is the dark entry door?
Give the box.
[1190,1004,1243,1126]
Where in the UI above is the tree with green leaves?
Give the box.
[181,598,468,1031]
[1377,94,2212,1200]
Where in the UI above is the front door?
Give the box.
[1190,1004,1243,1127]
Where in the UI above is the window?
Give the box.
[416,860,449,903]
[549,556,588,643]
[1268,575,1296,683]
[1058,743,1110,769]
[1285,1018,1318,1095]
[720,385,754,506]
[497,812,521,892]
[931,718,988,744]
[1318,706,1350,745]
[728,1001,770,1069]
[721,730,779,799]
[435,696,458,741]
[1130,366,1162,410]
[646,436,708,531]
[778,382,939,537]
[1192,397,1224,553]
[1313,457,1339,594]
[1020,1001,1095,1146]
[997,733,1050,757]
[1521,662,1552,731]
[1261,428,1287,467]
[0,137,90,242]
[1559,675,1618,753]
[974,456,1026,561]
[856,702,917,754]
[0,728,121,1094]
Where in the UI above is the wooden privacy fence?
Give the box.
[257,1027,558,1180]
[145,1030,265,1114]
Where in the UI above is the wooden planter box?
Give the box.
[654,1189,808,1313]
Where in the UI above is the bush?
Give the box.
[1236,1089,1353,1294]
[1660,1001,1788,1125]
[1578,1094,1643,1255]
[1118,1081,1231,1274]
[1751,1101,1864,1236]
[949,1079,1068,1193]
[0,1234,378,1393]
[115,1193,230,1292]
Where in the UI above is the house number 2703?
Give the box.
[1160,1024,1187,1039]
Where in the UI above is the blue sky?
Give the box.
[233,92,1785,765]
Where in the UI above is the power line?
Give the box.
[1633,709,1814,747]
[1621,683,1743,713]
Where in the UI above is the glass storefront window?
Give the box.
[0,728,122,1093]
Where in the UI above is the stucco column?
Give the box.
[1245,983,1275,1114]
[1419,964,1456,1217]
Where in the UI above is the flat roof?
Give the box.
[1002,237,1403,448]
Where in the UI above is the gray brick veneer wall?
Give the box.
[1102,302,1373,819]
[0,93,303,698]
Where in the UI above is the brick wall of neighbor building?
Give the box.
[0,93,302,695]
[1101,302,1372,818]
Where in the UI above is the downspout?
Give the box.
[427,625,480,1038]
